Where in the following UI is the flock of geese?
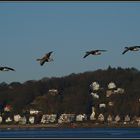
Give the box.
[0,46,140,72]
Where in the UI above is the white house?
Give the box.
[14,114,21,123]
[75,114,87,122]
[0,116,2,123]
[91,92,99,99]
[4,105,12,112]
[108,82,116,90]
[99,103,106,108]
[19,116,27,125]
[90,106,96,121]
[98,113,105,122]
[136,117,140,126]
[29,109,40,115]
[41,114,57,124]
[41,115,47,124]
[58,114,75,123]
[48,89,59,96]
[108,101,114,107]
[5,117,12,123]
[107,115,113,123]
[29,116,35,124]
[114,88,125,94]
[124,115,131,124]
[90,82,100,91]
[114,115,121,123]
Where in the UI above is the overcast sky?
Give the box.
[0,2,140,84]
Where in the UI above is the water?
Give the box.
[0,128,140,138]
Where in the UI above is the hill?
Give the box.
[0,66,140,118]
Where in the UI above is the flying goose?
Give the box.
[83,49,107,58]
[36,51,53,66]
[122,46,140,54]
[0,66,15,71]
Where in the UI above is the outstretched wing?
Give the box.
[46,51,53,58]
[83,52,91,58]
[4,67,15,71]
[122,49,129,54]
[135,46,140,48]
[40,59,46,66]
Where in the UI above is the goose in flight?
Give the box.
[36,51,53,66]
[0,66,15,71]
[83,49,107,58]
[122,46,140,54]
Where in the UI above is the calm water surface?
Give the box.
[0,128,140,138]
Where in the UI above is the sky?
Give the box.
[0,2,140,84]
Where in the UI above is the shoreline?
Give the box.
[0,122,139,130]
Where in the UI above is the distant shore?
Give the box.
[0,122,139,130]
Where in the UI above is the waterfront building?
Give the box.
[48,89,59,96]
[19,116,27,125]
[108,82,116,90]
[58,114,75,123]
[4,105,12,112]
[29,109,40,115]
[90,106,96,121]
[76,114,87,122]
[114,115,121,123]
[90,82,100,91]
[107,114,113,123]
[91,92,99,99]
[0,116,2,123]
[98,113,105,122]
[114,88,125,94]
[99,103,106,108]
[5,117,12,123]
[14,114,21,123]
[29,116,35,124]
[41,114,57,124]
[124,115,131,124]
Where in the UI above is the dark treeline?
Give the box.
[0,66,140,117]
